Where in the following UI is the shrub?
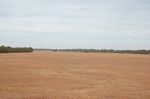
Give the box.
[0,45,33,53]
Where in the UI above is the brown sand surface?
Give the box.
[0,51,150,99]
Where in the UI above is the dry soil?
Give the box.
[0,51,150,99]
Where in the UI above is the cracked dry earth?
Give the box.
[0,51,150,99]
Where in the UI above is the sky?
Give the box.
[0,0,150,49]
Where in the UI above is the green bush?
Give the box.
[0,45,33,53]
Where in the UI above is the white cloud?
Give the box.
[0,0,150,49]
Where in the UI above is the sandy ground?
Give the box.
[0,51,150,99]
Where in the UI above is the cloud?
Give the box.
[0,0,150,49]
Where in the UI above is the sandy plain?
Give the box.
[0,51,150,99]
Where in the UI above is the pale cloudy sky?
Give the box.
[0,0,150,49]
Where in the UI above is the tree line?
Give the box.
[0,45,33,53]
[36,48,150,54]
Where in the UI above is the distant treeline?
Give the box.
[0,46,33,53]
[35,49,150,54]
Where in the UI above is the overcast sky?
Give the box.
[0,0,150,49]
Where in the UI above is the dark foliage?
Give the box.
[42,49,150,54]
[0,45,33,53]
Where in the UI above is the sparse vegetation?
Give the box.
[0,45,33,53]
[35,48,150,54]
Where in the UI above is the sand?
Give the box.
[0,51,150,99]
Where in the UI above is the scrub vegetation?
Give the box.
[36,48,150,54]
[0,45,33,53]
